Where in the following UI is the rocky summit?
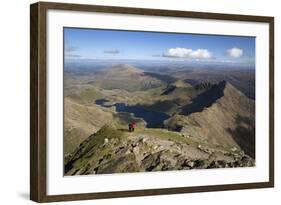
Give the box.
[64,125,254,175]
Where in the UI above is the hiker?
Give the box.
[128,122,136,132]
[131,121,136,132]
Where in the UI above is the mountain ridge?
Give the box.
[164,80,255,158]
[63,63,256,174]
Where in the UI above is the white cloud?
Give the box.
[226,47,243,58]
[163,47,213,59]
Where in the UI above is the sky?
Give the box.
[64,27,255,66]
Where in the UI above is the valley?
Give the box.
[64,63,255,175]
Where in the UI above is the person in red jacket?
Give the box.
[131,121,136,132]
[128,121,136,132]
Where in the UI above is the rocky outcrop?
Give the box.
[64,125,254,176]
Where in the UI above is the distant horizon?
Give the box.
[64,58,255,70]
[64,27,255,68]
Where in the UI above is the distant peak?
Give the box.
[180,80,227,115]
[106,64,143,73]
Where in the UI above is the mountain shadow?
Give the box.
[227,115,255,159]
[184,79,198,86]
[180,81,226,115]
[161,85,177,95]
[194,82,213,91]
[141,99,183,114]
[143,72,177,84]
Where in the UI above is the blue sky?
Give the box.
[64,27,255,66]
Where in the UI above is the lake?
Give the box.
[95,99,170,128]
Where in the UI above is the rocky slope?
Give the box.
[164,81,255,158]
[64,125,254,175]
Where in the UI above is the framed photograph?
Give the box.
[30,1,274,202]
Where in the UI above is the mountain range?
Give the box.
[64,64,255,175]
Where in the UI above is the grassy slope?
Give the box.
[64,97,114,155]
[65,125,253,176]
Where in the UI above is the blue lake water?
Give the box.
[95,100,170,128]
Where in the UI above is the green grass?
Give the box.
[64,128,85,155]
[66,125,126,175]
[133,128,198,146]
[83,125,124,153]
[67,87,103,104]
[79,87,103,102]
